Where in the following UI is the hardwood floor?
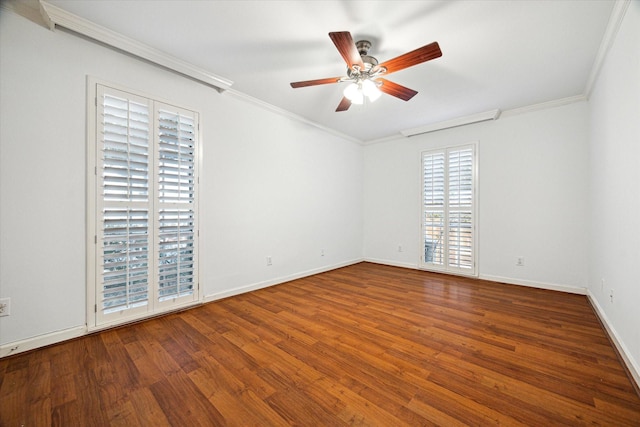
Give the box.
[1,262,639,426]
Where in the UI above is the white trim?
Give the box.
[420,143,478,277]
[4,259,635,390]
[363,258,421,271]
[500,95,587,118]
[363,259,586,295]
[479,274,587,295]
[34,1,362,145]
[0,326,86,358]
[86,76,98,328]
[87,300,201,333]
[587,290,640,389]
[222,89,362,145]
[204,259,363,303]
[0,260,363,357]
[88,78,201,328]
[584,0,631,99]
[364,259,480,280]
[30,0,630,147]
[39,1,233,92]
[401,109,500,137]
[362,133,405,146]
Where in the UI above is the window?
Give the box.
[421,144,477,276]
[88,81,199,328]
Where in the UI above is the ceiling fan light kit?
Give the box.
[290,31,442,112]
[343,79,382,104]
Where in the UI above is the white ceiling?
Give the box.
[43,0,615,142]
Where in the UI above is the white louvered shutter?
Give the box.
[98,88,152,321]
[447,148,474,270]
[421,144,476,275]
[422,152,445,265]
[155,105,198,306]
[93,85,199,327]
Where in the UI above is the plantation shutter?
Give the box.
[423,152,445,265]
[421,144,476,276]
[447,148,474,270]
[156,106,197,305]
[98,89,152,320]
[93,84,199,327]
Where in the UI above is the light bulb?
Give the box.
[343,83,364,105]
[362,79,381,102]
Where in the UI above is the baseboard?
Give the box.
[362,257,421,270]
[203,258,364,303]
[363,259,588,295]
[0,325,86,358]
[587,291,640,392]
[479,274,587,295]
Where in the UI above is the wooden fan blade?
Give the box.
[376,41,442,75]
[336,96,351,112]
[290,77,342,88]
[377,78,418,101]
[329,31,365,72]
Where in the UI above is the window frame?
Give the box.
[419,142,478,277]
[86,77,201,330]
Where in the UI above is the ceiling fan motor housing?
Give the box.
[348,40,379,77]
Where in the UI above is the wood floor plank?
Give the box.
[1,262,639,426]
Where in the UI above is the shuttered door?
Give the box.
[93,85,199,327]
[421,144,476,276]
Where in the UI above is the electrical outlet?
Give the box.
[398,245,403,252]
[0,298,10,317]
[266,256,272,266]
[321,249,325,257]
[516,256,524,266]
[609,289,614,303]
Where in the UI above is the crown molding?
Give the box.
[362,133,406,146]
[36,1,363,144]
[500,94,587,118]
[27,0,630,145]
[584,0,631,99]
[400,109,501,137]
[223,89,363,145]
[38,1,233,91]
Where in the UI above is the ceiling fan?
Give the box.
[290,31,442,112]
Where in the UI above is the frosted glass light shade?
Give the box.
[343,83,364,104]
[362,79,381,102]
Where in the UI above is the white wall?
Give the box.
[587,2,640,379]
[1,2,638,383]
[363,101,590,292]
[0,8,362,347]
